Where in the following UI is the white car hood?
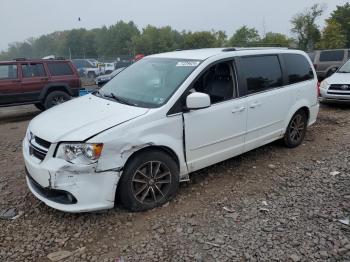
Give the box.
[29,94,149,143]
[327,73,350,84]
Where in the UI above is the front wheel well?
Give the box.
[115,145,180,207]
[122,145,180,171]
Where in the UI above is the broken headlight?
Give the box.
[56,143,103,164]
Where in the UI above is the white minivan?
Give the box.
[23,48,319,212]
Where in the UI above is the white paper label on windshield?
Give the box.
[176,61,200,67]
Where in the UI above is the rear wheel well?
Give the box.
[42,86,70,100]
[298,106,310,123]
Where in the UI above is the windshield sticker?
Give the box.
[176,61,200,67]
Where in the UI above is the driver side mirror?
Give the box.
[186,92,211,110]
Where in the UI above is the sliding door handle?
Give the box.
[249,102,262,108]
[232,107,246,113]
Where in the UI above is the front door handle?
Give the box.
[232,107,246,113]
[249,102,262,108]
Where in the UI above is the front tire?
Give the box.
[118,150,179,212]
[283,110,307,148]
[34,103,45,111]
[44,91,71,109]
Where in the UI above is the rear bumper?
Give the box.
[23,138,120,213]
[308,103,319,126]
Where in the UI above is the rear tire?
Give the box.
[118,150,179,212]
[44,91,71,110]
[283,110,307,148]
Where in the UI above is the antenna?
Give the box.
[262,17,266,38]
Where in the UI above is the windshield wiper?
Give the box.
[337,71,350,73]
[104,92,136,106]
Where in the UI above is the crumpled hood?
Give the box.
[327,73,350,84]
[29,94,149,143]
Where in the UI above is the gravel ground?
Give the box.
[0,104,349,262]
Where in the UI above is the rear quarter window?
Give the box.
[47,62,74,76]
[283,54,314,85]
[319,50,344,62]
[239,55,283,95]
[0,64,17,79]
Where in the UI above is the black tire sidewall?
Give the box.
[44,91,70,109]
[284,110,307,148]
[34,103,45,111]
[118,150,180,212]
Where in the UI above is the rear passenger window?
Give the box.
[0,64,17,79]
[240,55,282,94]
[319,50,344,62]
[283,54,314,84]
[47,62,74,76]
[22,63,46,77]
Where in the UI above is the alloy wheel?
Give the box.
[131,161,172,204]
[289,114,305,143]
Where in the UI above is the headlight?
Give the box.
[56,143,103,164]
[26,130,33,142]
[320,80,329,89]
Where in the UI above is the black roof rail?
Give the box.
[14,58,27,61]
[222,48,236,52]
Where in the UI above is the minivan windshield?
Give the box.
[98,58,201,108]
[338,59,350,73]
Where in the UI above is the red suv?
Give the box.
[0,59,81,110]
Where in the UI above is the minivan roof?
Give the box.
[149,47,292,60]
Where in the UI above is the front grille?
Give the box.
[29,135,51,161]
[34,136,51,148]
[327,91,350,96]
[329,84,350,91]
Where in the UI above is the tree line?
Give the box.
[0,2,349,60]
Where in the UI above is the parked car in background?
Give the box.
[95,67,124,87]
[71,59,102,78]
[0,58,81,110]
[319,58,350,103]
[87,59,98,67]
[102,62,115,75]
[308,49,350,79]
[23,48,319,213]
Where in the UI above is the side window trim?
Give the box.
[167,57,240,116]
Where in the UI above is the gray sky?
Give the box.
[0,0,348,51]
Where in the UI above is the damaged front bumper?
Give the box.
[23,138,120,213]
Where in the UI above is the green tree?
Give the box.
[328,2,350,46]
[291,3,324,51]
[182,31,218,49]
[132,25,183,55]
[97,21,140,57]
[316,20,347,49]
[228,26,260,46]
[261,32,293,47]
